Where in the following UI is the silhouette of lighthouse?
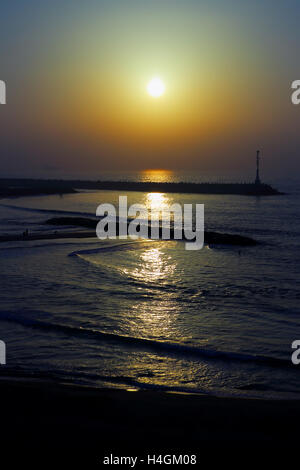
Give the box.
[255,150,261,185]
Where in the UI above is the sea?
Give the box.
[0,170,299,399]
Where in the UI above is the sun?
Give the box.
[147,77,165,98]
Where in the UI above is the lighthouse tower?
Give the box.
[255,150,261,185]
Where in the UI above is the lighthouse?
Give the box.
[255,150,261,185]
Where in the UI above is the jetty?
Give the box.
[0,151,283,197]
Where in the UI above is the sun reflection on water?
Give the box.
[145,192,167,211]
[129,300,177,339]
[118,242,180,340]
[130,245,176,283]
[143,192,174,225]
[140,169,174,183]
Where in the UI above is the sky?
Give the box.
[0,0,299,179]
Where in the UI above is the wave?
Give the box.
[0,203,94,219]
[68,239,154,257]
[68,246,300,304]
[0,310,292,371]
[0,365,237,398]
[2,365,298,400]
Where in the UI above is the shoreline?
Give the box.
[0,375,299,463]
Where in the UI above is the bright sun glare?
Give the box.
[147,77,165,98]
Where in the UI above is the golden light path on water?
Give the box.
[117,236,179,338]
[143,192,180,230]
[129,244,176,283]
[125,243,179,338]
[120,240,211,389]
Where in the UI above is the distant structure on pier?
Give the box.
[255,150,261,185]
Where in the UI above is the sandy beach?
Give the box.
[0,376,299,465]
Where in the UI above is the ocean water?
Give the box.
[0,173,299,399]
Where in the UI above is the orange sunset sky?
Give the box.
[0,0,299,178]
